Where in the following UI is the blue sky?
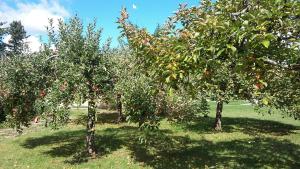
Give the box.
[66,0,200,46]
[0,0,200,50]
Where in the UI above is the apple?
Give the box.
[255,83,263,90]
[39,89,47,97]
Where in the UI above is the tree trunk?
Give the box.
[0,103,5,123]
[116,93,124,123]
[156,83,166,115]
[16,123,22,134]
[214,100,223,131]
[45,119,48,127]
[86,98,96,157]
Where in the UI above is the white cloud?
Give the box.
[3,35,11,45]
[3,34,42,52]
[0,0,70,52]
[24,36,42,52]
[132,4,137,10]
[0,0,69,35]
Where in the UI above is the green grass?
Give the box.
[0,102,299,169]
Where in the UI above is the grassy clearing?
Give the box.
[0,102,299,169]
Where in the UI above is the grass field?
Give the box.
[0,101,299,169]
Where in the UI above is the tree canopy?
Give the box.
[44,16,113,155]
[118,0,300,129]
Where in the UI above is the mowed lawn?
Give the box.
[0,101,299,169]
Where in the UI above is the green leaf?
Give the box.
[261,40,270,48]
[216,49,225,56]
[262,98,269,105]
[242,20,249,25]
[166,76,170,83]
[226,44,237,53]
[259,80,268,87]
[192,55,198,63]
[250,34,259,41]
[179,72,184,79]
[207,46,215,52]
[171,73,177,79]
[168,88,174,97]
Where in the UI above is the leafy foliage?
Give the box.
[43,16,113,155]
[121,75,160,130]
[0,51,54,132]
[118,0,300,125]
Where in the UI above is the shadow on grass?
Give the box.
[96,112,120,124]
[126,136,300,169]
[21,113,300,168]
[179,116,299,136]
[21,124,300,168]
[72,112,122,126]
[21,128,125,164]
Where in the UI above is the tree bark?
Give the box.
[16,122,22,134]
[214,100,223,131]
[155,83,166,115]
[86,98,96,157]
[0,102,5,123]
[116,93,124,123]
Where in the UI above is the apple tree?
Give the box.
[45,16,113,156]
[118,0,300,130]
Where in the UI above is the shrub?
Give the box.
[167,91,210,122]
[121,75,160,130]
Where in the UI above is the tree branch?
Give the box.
[45,54,58,62]
[230,0,250,20]
[263,58,300,71]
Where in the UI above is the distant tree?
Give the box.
[105,46,132,122]
[8,21,27,54]
[0,22,7,57]
[153,24,163,37]
[200,98,210,118]
[0,22,7,122]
